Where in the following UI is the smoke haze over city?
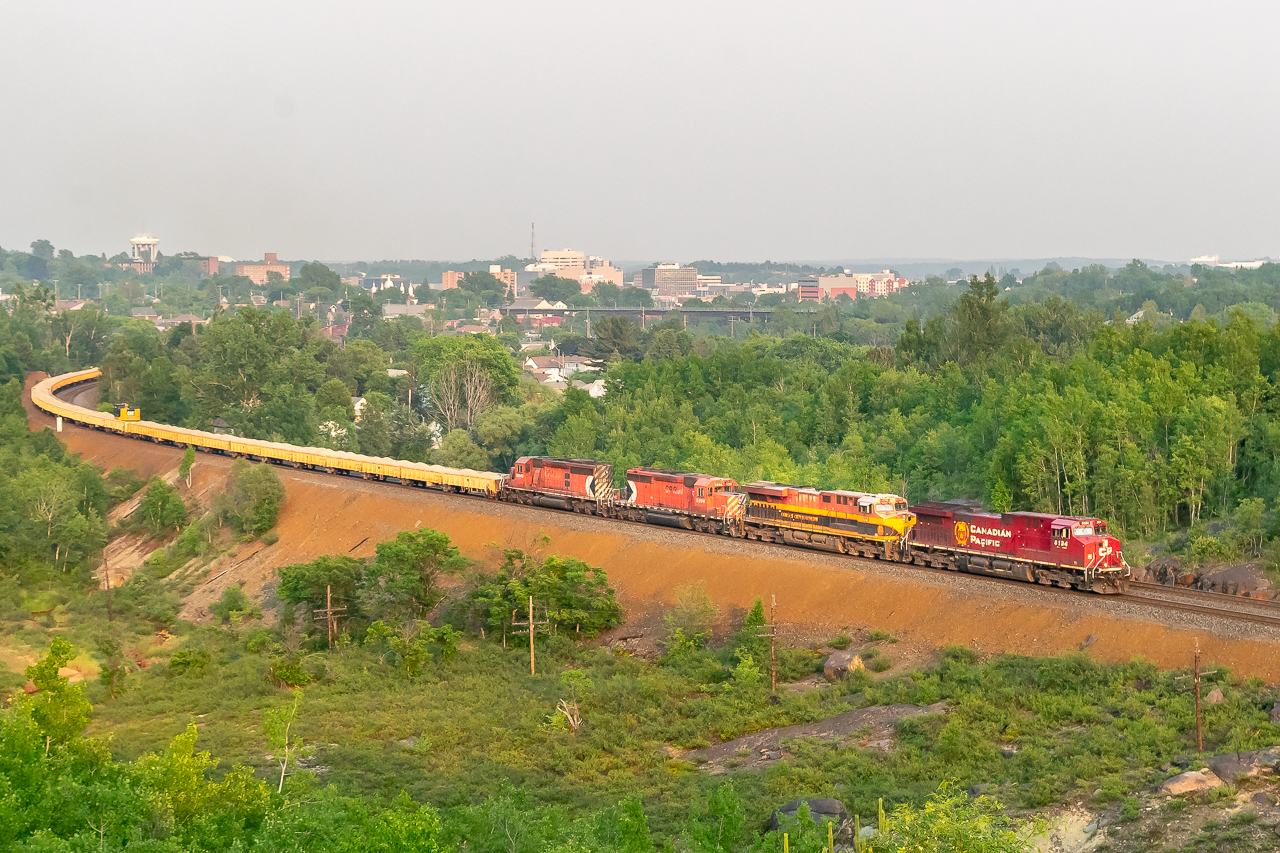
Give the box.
[1,1,1277,263]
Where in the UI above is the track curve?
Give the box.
[35,371,1280,633]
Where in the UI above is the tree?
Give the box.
[316,377,356,421]
[358,397,394,457]
[530,275,583,305]
[217,460,286,534]
[29,239,54,261]
[953,273,1009,366]
[297,261,342,299]
[264,691,303,793]
[138,478,188,537]
[179,445,196,486]
[662,581,718,654]
[457,271,510,306]
[434,429,490,470]
[278,554,366,616]
[475,406,529,469]
[22,638,92,745]
[362,528,467,618]
[585,315,642,361]
[453,547,623,636]
[413,334,520,425]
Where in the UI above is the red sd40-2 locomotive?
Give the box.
[909,501,1131,593]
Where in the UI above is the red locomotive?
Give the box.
[615,467,748,535]
[908,501,1130,593]
[504,456,615,511]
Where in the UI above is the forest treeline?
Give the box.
[8,258,1280,540]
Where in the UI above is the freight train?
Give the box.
[31,368,1130,593]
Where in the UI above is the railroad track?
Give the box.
[1120,581,1280,628]
[45,379,1280,635]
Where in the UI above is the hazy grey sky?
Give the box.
[2,2,1277,264]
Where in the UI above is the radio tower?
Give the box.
[530,222,536,263]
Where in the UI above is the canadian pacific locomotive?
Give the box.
[910,502,1130,593]
[31,368,1130,594]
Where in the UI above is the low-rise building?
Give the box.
[236,253,291,286]
[798,270,906,301]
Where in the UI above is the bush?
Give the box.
[261,532,279,545]
[105,467,145,507]
[217,460,286,534]
[828,635,853,650]
[452,547,622,638]
[210,585,260,625]
[660,581,717,654]
[137,478,188,537]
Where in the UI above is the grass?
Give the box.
[70,621,1280,838]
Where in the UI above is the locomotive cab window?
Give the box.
[822,494,831,503]
[698,487,705,497]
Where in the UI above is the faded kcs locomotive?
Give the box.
[909,501,1131,593]
[505,457,615,511]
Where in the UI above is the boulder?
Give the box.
[767,798,851,839]
[1271,701,1280,725]
[1159,769,1224,796]
[1205,688,1224,705]
[823,651,864,682]
[1208,747,1280,784]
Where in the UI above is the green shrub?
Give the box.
[210,585,260,625]
[261,531,279,545]
[867,629,898,643]
[137,479,187,537]
[1120,796,1139,821]
[167,647,211,675]
[828,635,852,650]
[216,460,286,535]
[452,546,623,640]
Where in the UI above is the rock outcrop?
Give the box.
[1158,769,1224,796]
[823,651,864,682]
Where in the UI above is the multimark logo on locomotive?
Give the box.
[954,521,1012,549]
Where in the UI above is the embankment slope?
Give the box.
[23,374,1280,680]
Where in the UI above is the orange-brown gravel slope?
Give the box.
[23,374,1280,680]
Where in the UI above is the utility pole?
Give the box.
[1175,638,1217,752]
[313,585,346,649]
[756,595,778,693]
[729,315,735,338]
[510,595,549,675]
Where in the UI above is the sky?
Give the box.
[1,1,1277,265]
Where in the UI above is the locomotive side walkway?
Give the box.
[23,373,1280,681]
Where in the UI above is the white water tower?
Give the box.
[130,233,160,263]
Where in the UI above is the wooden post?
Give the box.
[1175,638,1217,753]
[510,596,549,675]
[312,584,346,649]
